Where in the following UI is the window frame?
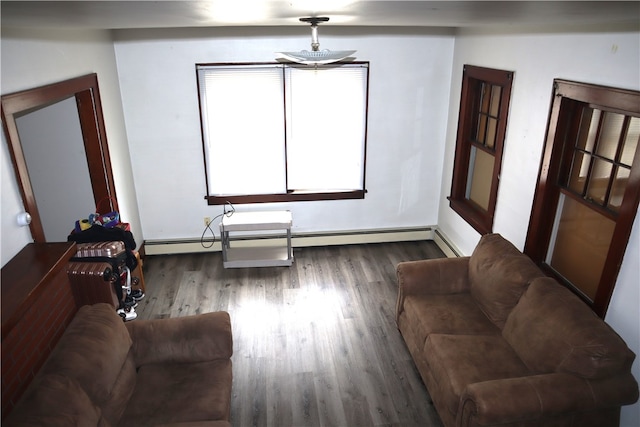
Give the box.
[448,65,514,234]
[524,79,640,317]
[196,61,370,205]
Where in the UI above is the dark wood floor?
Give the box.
[136,241,446,427]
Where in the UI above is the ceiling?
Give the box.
[2,1,639,31]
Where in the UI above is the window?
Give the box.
[524,80,640,317]
[448,65,513,234]
[196,62,369,205]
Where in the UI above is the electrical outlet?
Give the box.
[204,217,211,226]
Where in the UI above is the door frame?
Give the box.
[1,73,117,242]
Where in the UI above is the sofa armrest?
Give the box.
[397,257,471,295]
[458,373,639,426]
[396,257,470,321]
[126,311,232,366]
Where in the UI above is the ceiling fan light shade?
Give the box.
[277,49,356,65]
[276,16,356,65]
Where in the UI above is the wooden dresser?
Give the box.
[1,242,78,418]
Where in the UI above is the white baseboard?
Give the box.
[143,226,435,256]
[143,239,222,255]
[433,228,462,258]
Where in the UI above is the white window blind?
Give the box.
[197,62,368,201]
[285,66,367,192]
[198,65,286,196]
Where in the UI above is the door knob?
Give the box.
[17,212,32,226]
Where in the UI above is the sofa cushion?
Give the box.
[469,233,544,329]
[156,423,231,427]
[38,304,135,408]
[503,277,636,379]
[3,374,109,427]
[126,311,233,366]
[403,294,500,345]
[99,350,138,425]
[119,359,233,427]
[424,334,530,420]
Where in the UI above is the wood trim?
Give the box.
[554,79,640,113]
[524,90,574,259]
[206,189,366,205]
[449,64,514,234]
[1,102,45,241]
[76,81,118,211]
[197,62,370,205]
[1,74,117,242]
[524,79,640,317]
[594,128,640,315]
[448,197,492,235]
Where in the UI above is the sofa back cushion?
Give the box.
[503,277,636,379]
[38,304,135,417]
[469,233,544,328]
[3,374,109,426]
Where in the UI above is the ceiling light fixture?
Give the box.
[276,17,356,65]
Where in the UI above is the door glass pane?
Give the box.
[486,117,497,149]
[576,108,599,152]
[568,151,590,194]
[465,146,494,211]
[596,112,624,160]
[476,114,487,144]
[609,166,630,212]
[480,82,491,113]
[586,158,612,205]
[621,116,639,167]
[547,194,615,301]
[490,85,501,116]
[475,83,501,149]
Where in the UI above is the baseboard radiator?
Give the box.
[433,228,462,258]
[144,226,441,256]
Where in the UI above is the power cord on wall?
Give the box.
[200,201,235,248]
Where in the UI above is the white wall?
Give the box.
[437,27,640,425]
[0,28,142,265]
[113,27,454,241]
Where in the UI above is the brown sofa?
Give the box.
[396,233,638,427]
[4,304,233,427]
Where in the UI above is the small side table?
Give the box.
[220,211,293,268]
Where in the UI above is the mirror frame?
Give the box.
[1,73,118,242]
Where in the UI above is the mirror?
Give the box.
[1,74,118,243]
[15,97,95,241]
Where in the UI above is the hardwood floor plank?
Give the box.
[233,355,268,427]
[266,373,295,426]
[170,270,209,317]
[291,371,321,427]
[135,241,446,427]
[312,371,349,427]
